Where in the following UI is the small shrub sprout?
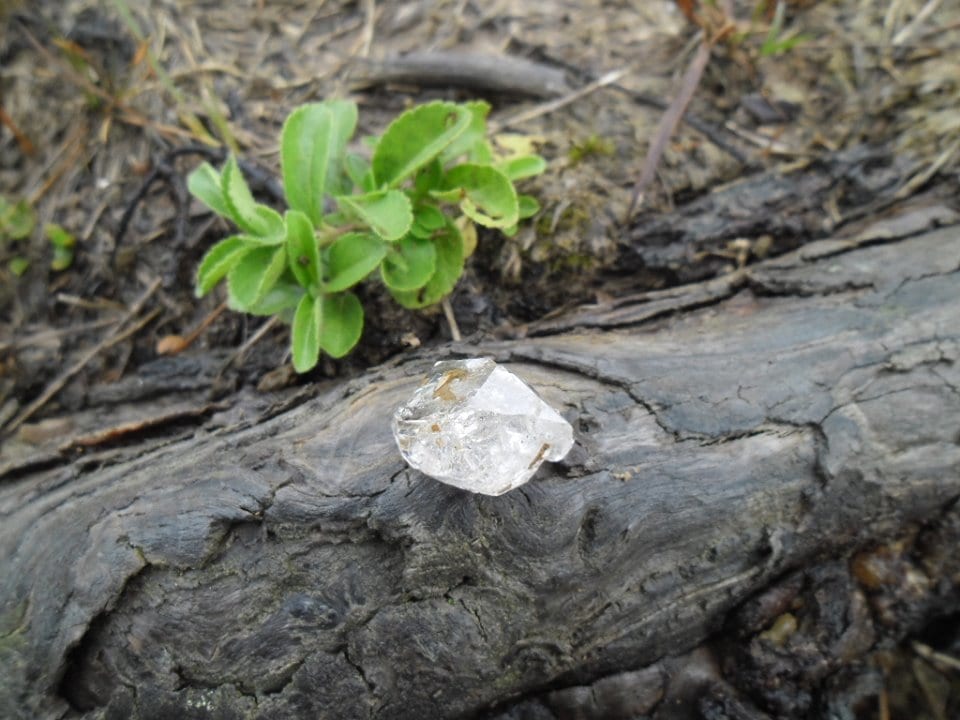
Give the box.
[188,100,545,372]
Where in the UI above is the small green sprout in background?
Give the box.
[567,134,616,166]
[0,195,36,276]
[46,224,76,271]
[758,0,812,57]
[188,99,546,373]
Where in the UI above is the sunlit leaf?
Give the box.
[439,100,492,164]
[344,153,374,192]
[285,209,320,290]
[195,235,252,297]
[380,235,436,291]
[414,159,444,197]
[442,164,518,228]
[318,292,364,358]
[187,162,230,218]
[415,205,446,230]
[390,221,464,309]
[221,155,284,238]
[518,194,541,219]
[281,100,358,225]
[336,189,412,241]
[372,101,471,187]
[291,293,321,373]
[410,204,447,239]
[247,281,304,317]
[325,232,387,292]
[497,154,547,181]
[227,245,287,310]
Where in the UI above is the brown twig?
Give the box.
[157,301,229,356]
[4,278,162,434]
[626,37,713,220]
[354,51,572,100]
[0,105,35,157]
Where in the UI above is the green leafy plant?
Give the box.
[188,99,545,372]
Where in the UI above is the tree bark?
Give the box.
[2,206,959,719]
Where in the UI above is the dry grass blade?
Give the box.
[18,21,205,145]
[626,37,712,220]
[220,315,281,375]
[442,298,461,342]
[357,0,376,58]
[892,0,944,45]
[491,67,630,132]
[913,641,960,673]
[894,137,960,200]
[3,278,163,434]
[0,104,35,156]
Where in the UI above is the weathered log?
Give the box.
[1,213,959,719]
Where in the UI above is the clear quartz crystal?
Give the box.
[392,358,574,495]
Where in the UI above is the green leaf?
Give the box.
[470,140,494,165]
[195,235,253,297]
[344,153,374,192]
[325,232,387,292]
[497,154,547,181]
[439,100,492,164]
[45,223,75,248]
[442,164,518,228]
[390,221,464,309]
[285,209,321,290]
[291,293,321,373]
[8,256,29,276]
[336,189,412,242]
[44,223,76,271]
[518,194,541,219]
[0,197,36,240]
[222,155,285,238]
[428,187,463,204]
[187,163,231,218]
[248,281,304,317]
[372,101,471,187]
[281,101,358,225]
[413,159,443,197]
[318,292,364,358]
[227,245,287,310]
[411,204,446,238]
[380,235,436,291]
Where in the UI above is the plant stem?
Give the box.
[442,298,462,342]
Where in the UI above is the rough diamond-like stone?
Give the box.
[392,358,574,495]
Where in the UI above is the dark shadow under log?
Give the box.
[1,215,959,719]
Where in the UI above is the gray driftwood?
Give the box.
[2,211,959,720]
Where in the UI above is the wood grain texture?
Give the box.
[1,222,958,719]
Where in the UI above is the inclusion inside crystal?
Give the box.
[392,358,574,495]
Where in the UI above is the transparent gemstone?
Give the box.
[392,358,574,495]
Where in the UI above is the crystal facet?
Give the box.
[392,358,574,495]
